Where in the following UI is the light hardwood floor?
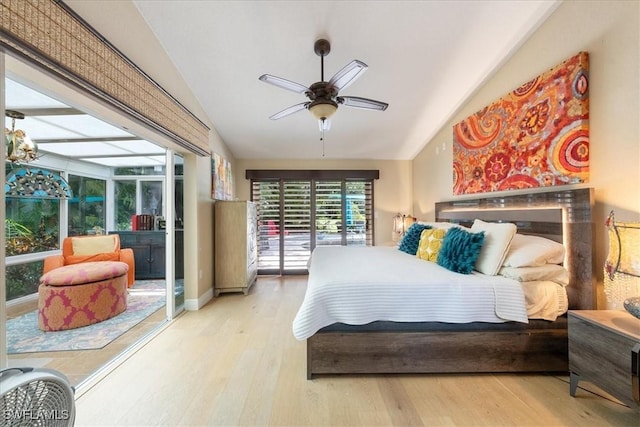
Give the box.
[75,276,639,426]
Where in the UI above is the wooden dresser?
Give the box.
[214,201,258,296]
[568,310,640,411]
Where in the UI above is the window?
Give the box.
[112,179,164,230]
[5,165,62,300]
[5,164,61,255]
[112,164,184,231]
[68,175,106,236]
[5,198,60,254]
[141,181,163,216]
[113,166,165,176]
[249,170,377,274]
[6,261,43,300]
[114,180,137,231]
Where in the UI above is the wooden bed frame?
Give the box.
[306,188,595,379]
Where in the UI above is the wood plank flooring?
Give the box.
[75,276,639,426]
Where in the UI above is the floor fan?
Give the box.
[0,367,75,426]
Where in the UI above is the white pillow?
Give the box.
[471,219,517,275]
[502,234,565,267]
[498,264,569,286]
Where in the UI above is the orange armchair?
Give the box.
[43,234,136,287]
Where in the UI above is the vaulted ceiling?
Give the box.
[5,1,561,166]
[132,0,560,160]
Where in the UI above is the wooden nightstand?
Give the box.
[568,310,640,411]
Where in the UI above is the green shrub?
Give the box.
[5,219,57,300]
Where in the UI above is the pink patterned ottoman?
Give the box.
[38,261,129,331]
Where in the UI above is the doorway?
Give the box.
[250,171,376,275]
[2,66,184,387]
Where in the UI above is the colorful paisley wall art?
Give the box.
[452,52,589,195]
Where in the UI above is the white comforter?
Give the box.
[292,246,529,340]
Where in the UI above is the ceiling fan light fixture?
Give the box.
[308,100,338,120]
[259,39,387,130]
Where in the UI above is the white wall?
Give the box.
[412,0,640,308]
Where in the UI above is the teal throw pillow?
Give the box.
[437,227,485,274]
[398,223,432,255]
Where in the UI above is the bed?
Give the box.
[296,188,595,379]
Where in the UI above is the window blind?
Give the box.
[250,172,376,274]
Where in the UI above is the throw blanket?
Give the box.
[293,246,529,340]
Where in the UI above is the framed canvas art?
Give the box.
[211,152,233,200]
[452,52,589,195]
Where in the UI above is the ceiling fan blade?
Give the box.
[269,102,309,120]
[259,74,309,94]
[328,60,368,91]
[337,96,388,111]
[318,118,331,132]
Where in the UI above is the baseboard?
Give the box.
[184,287,213,311]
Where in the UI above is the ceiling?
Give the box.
[4,1,560,166]
[132,0,560,160]
[4,79,167,168]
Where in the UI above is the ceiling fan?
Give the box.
[259,39,388,133]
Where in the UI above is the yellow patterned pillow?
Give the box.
[416,228,447,262]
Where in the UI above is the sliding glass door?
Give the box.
[1,68,181,386]
[254,181,281,274]
[250,171,376,275]
[283,181,311,272]
[315,180,372,248]
[171,153,185,315]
